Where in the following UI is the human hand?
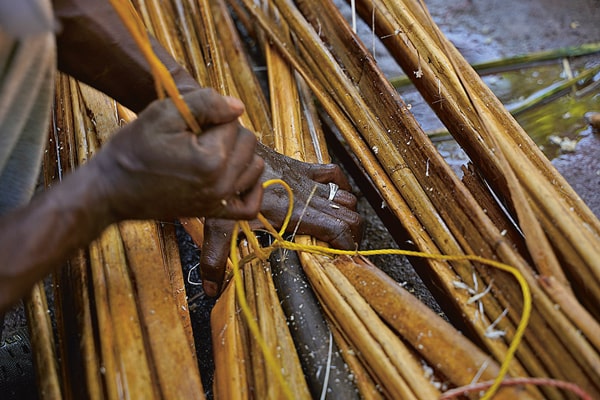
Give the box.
[93,89,264,223]
[199,143,364,296]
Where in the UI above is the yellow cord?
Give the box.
[230,223,296,400]
[108,4,530,396]
[233,180,531,400]
[108,0,201,134]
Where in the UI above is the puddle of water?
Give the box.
[497,58,600,159]
[396,56,600,170]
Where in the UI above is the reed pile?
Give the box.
[26,0,600,399]
[30,73,203,399]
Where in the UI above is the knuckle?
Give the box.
[328,163,343,174]
[238,203,261,220]
[347,211,362,230]
[197,87,221,109]
[198,151,228,178]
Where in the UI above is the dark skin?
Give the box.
[0,0,362,312]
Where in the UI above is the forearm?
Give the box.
[0,160,114,314]
[52,0,199,113]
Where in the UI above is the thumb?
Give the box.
[185,89,245,127]
[200,219,236,296]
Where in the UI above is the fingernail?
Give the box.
[225,96,245,113]
[203,280,219,297]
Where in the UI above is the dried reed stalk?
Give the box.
[302,252,441,399]
[118,220,204,397]
[334,254,534,399]
[259,5,364,396]
[390,41,600,87]
[240,242,311,399]
[328,324,383,400]
[359,0,600,301]
[30,71,205,399]
[233,0,600,397]
[210,0,274,145]
[211,279,250,400]
[260,4,437,397]
[24,282,62,400]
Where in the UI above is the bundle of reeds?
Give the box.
[26,0,600,399]
[219,0,600,397]
[29,73,204,399]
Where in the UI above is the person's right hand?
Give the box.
[92,89,265,223]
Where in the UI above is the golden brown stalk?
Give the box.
[159,223,198,350]
[334,254,536,399]
[85,241,122,400]
[211,0,274,145]
[240,242,311,399]
[108,0,200,133]
[119,221,205,398]
[94,224,160,399]
[24,283,62,400]
[328,324,384,400]
[300,252,440,399]
[211,281,250,400]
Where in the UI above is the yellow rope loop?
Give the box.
[233,179,532,400]
[108,3,533,397]
[238,220,271,261]
[261,178,295,237]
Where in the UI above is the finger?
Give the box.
[290,198,364,249]
[139,92,244,137]
[223,180,264,220]
[185,88,245,127]
[194,120,239,165]
[329,210,364,249]
[200,219,235,296]
[322,186,358,210]
[315,211,363,250]
[306,163,352,191]
[217,128,262,194]
[232,154,264,196]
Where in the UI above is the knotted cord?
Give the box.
[232,179,532,400]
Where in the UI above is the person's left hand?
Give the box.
[198,143,364,296]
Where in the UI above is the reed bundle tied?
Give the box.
[26,0,600,399]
